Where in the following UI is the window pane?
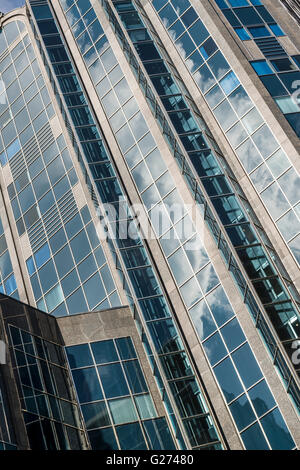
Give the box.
[91,340,118,364]
[232,343,263,388]
[206,285,234,326]
[98,363,129,398]
[260,409,295,450]
[229,394,256,431]
[214,357,243,403]
[115,337,137,360]
[203,332,227,366]
[123,359,148,393]
[169,378,207,417]
[241,422,269,450]
[88,427,118,450]
[143,418,176,450]
[220,318,246,351]
[66,344,93,369]
[134,394,156,419]
[116,422,147,450]
[189,299,216,341]
[248,380,276,417]
[72,367,103,403]
[81,401,111,429]
[108,397,138,424]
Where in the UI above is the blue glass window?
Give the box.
[197,263,219,293]
[186,50,204,73]
[19,185,35,213]
[135,42,160,61]
[66,287,88,313]
[116,422,147,450]
[109,396,138,424]
[158,4,177,28]
[248,26,271,38]
[77,0,91,16]
[72,367,103,403]
[251,60,273,76]
[153,0,168,11]
[214,357,243,402]
[26,257,35,276]
[206,285,234,326]
[261,409,295,450]
[241,422,269,450]
[181,7,197,27]
[168,19,185,40]
[229,394,256,431]
[248,380,276,417]
[203,332,227,365]
[228,0,249,6]
[115,337,137,360]
[65,6,81,26]
[34,243,50,269]
[77,254,97,282]
[189,299,216,341]
[139,296,171,321]
[219,71,240,95]
[220,318,246,351]
[39,259,58,293]
[269,23,285,36]
[88,427,118,450]
[66,344,93,369]
[70,230,90,263]
[49,228,67,255]
[37,19,58,35]
[98,363,129,398]
[223,9,241,27]
[6,138,21,160]
[175,33,196,58]
[234,7,262,26]
[5,274,17,295]
[61,269,80,298]
[123,360,148,393]
[171,0,190,14]
[147,319,183,354]
[260,75,288,97]
[143,418,176,450]
[271,58,296,72]
[232,343,262,388]
[207,51,230,80]
[91,340,118,364]
[235,27,251,40]
[279,71,300,94]
[128,267,160,298]
[81,401,110,429]
[54,245,74,278]
[200,37,218,60]
[188,19,209,46]
[83,272,106,309]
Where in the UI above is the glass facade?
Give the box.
[9,324,85,449]
[100,0,300,414]
[66,337,177,450]
[0,376,17,450]
[0,18,121,316]
[0,293,89,450]
[28,0,225,450]
[214,0,300,137]
[151,0,300,269]
[0,0,298,451]
[0,217,18,300]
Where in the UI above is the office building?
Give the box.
[0,0,299,450]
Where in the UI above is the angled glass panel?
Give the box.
[72,367,103,403]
